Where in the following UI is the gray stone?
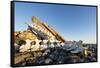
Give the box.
[45,58,52,64]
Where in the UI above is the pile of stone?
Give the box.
[14,39,97,66]
[14,46,85,66]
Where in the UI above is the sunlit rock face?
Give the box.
[19,39,32,52]
[19,39,40,52]
[18,39,59,52]
[15,36,83,53]
[14,30,37,41]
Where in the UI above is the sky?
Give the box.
[14,2,97,44]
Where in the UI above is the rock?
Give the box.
[40,44,47,50]
[58,61,63,64]
[37,52,43,57]
[14,30,37,41]
[31,44,40,51]
[35,57,45,64]
[45,49,51,53]
[33,52,38,57]
[49,44,55,48]
[14,43,20,53]
[42,51,48,56]
[45,58,52,64]
[19,40,32,52]
[49,54,55,59]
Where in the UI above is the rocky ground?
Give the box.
[14,46,97,66]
